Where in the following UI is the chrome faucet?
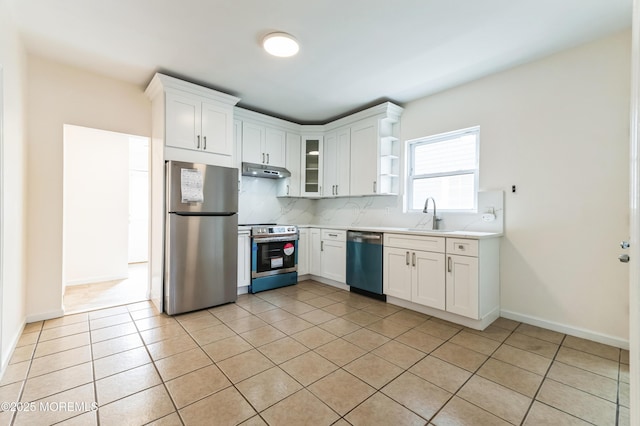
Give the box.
[423,197,441,230]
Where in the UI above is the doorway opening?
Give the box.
[62,125,150,314]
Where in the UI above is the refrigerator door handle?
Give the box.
[172,212,237,217]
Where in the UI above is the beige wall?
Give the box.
[402,31,631,345]
[26,56,151,320]
[0,0,28,370]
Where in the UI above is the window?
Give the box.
[407,126,479,212]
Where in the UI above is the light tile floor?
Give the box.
[0,280,630,425]
[63,263,148,314]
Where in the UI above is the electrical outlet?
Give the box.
[482,213,496,222]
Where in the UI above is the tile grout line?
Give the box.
[12,283,628,426]
[616,348,622,426]
[229,292,387,422]
[520,334,600,425]
[517,332,566,425]
[306,309,480,423]
[16,318,95,425]
[426,324,520,425]
[133,307,186,426]
[8,322,42,425]
[227,301,343,423]
[181,304,297,424]
[88,313,99,426]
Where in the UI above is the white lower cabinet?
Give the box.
[384,234,499,324]
[383,235,445,310]
[238,231,251,288]
[383,247,413,300]
[320,230,346,283]
[309,228,322,276]
[307,228,346,284]
[297,228,309,276]
[413,251,446,310]
[446,254,479,318]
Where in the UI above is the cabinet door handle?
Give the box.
[286,184,290,196]
[448,256,452,273]
[266,153,270,164]
[321,241,324,251]
[262,153,265,163]
[319,186,322,195]
[336,185,338,195]
[197,135,201,149]
[373,181,377,193]
[203,136,207,150]
[328,233,338,237]
[412,252,416,267]
[405,251,410,266]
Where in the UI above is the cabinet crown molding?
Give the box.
[235,101,404,134]
[145,73,241,106]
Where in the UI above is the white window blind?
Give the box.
[407,127,479,211]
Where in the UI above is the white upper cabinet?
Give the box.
[234,102,403,199]
[146,73,240,167]
[278,132,302,197]
[165,92,199,151]
[301,135,323,197]
[201,101,234,156]
[323,127,350,197]
[350,119,379,196]
[241,121,264,164]
[240,120,286,168]
[265,128,286,167]
[165,94,234,156]
[349,108,402,196]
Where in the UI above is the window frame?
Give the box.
[406,126,480,213]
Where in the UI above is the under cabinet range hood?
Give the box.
[242,162,291,179]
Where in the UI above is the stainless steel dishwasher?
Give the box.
[346,231,385,300]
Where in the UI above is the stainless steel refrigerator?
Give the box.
[164,160,238,315]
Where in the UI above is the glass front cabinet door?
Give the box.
[301,135,323,197]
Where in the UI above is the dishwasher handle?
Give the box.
[347,231,383,245]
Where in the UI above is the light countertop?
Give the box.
[274,224,501,239]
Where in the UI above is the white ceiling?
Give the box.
[6,0,632,123]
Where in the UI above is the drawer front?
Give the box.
[446,238,479,257]
[383,233,445,253]
[322,229,346,242]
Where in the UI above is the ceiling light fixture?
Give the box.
[263,32,299,58]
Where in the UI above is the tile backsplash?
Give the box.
[239,177,504,233]
[238,177,316,225]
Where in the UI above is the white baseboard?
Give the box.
[0,318,27,383]
[237,286,249,295]
[26,308,65,323]
[65,274,128,286]
[500,309,629,350]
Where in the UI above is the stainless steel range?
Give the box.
[250,225,299,293]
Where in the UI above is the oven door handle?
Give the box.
[252,235,299,243]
